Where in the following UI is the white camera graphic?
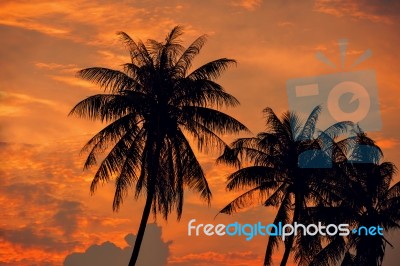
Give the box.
[286,70,381,132]
[286,40,382,168]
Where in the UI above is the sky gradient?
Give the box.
[1,0,400,265]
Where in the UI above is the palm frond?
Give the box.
[176,129,211,203]
[174,35,207,77]
[226,166,278,191]
[299,105,321,140]
[309,236,347,266]
[173,78,239,108]
[77,67,138,93]
[81,114,140,169]
[216,145,241,167]
[69,94,132,122]
[187,58,236,80]
[112,128,145,211]
[219,184,273,215]
[264,184,288,207]
[181,106,248,135]
[117,31,153,66]
[262,107,286,136]
[90,130,137,194]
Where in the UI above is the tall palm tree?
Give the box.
[307,132,400,266]
[70,26,247,265]
[217,106,352,266]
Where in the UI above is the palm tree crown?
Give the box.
[70,26,247,265]
[307,132,400,266]
[217,106,353,266]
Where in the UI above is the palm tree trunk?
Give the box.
[128,135,162,266]
[279,226,295,266]
[280,194,301,266]
[128,188,154,266]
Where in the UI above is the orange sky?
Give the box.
[1,0,399,265]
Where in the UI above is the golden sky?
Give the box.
[1,0,400,265]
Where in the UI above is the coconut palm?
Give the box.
[217,106,353,266]
[307,132,400,266]
[69,26,247,265]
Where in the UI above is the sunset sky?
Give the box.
[1,0,400,265]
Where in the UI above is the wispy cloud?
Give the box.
[375,137,399,149]
[35,62,79,72]
[0,0,183,46]
[231,0,262,11]
[314,0,399,24]
[0,91,55,106]
[277,21,294,27]
[170,251,260,266]
[0,91,57,117]
[49,75,98,90]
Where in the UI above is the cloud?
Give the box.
[231,0,262,11]
[314,0,400,24]
[169,251,260,266]
[0,91,57,117]
[277,21,295,27]
[52,200,85,236]
[65,241,130,266]
[0,179,85,247]
[0,142,85,264]
[64,223,171,266]
[49,75,98,90]
[35,62,79,72]
[0,0,184,46]
[375,137,399,149]
[0,141,147,265]
[0,226,77,252]
[34,62,99,90]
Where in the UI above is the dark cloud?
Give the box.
[314,0,400,23]
[0,226,77,252]
[52,200,84,236]
[0,260,54,266]
[0,178,85,235]
[64,241,131,266]
[64,223,171,266]
[361,0,400,16]
[0,143,86,247]
[0,181,58,205]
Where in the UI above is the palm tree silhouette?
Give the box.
[217,106,353,266]
[70,26,247,265]
[307,131,400,266]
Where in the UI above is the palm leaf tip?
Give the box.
[165,25,184,42]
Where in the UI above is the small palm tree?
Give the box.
[217,106,352,266]
[70,26,247,265]
[307,132,400,266]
